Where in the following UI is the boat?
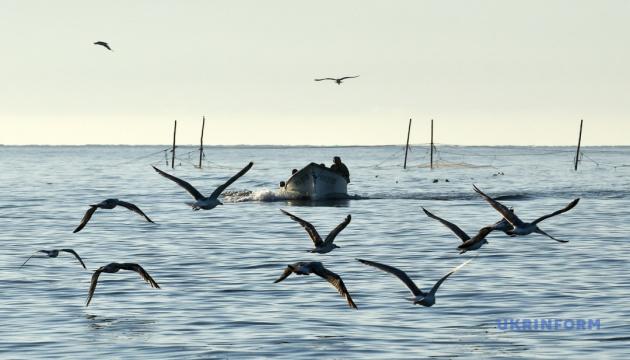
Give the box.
[279,163,348,200]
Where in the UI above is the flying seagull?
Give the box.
[274,261,357,309]
[152,162,253,210]
[356,258,473,307]
[93,41,112,51]
[314,75,359,85]
[21,249,86,269]
[473,185,579,243]
[422,207,493,254]
[73,199,154,233]
[86,262,160,306]
[94,41,114,51]
[280,209,351,254]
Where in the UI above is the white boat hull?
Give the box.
[280,163,348,200]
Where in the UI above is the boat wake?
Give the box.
[222,189,368,203]
[221,188,629,203]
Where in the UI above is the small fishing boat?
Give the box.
[279,163,348,200]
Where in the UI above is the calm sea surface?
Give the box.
[1,145,629,359]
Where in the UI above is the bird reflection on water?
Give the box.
[85,313,156,335]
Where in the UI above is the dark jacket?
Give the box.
[331,162,350,183]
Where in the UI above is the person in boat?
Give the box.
[330,156,350,183]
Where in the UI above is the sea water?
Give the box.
[0,145,629,359]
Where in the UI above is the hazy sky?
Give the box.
[1,1,629,145]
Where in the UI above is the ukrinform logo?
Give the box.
[497,319,601,331]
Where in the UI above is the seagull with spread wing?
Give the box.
[86,262,160,306]
[93,41,112,51]
[473,185,579,243]
[274,261,357,309]
[314,75,359,85]
[21,249,86,269]
[422,207,493,254]
[152,162,253,210]
[73,199,154,233]
[280,209,350,254]
[356,258,473,307]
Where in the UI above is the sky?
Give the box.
[1,0,629,146]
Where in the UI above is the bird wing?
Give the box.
[119,263,161,288]
[280,209,323,246]
[490,216,513,234]
[314,78,336,81]
[356,259,423,296]
[428,258,473,296]
[60,249,87,269]
[422,207,470,241]
[535,228,569,243]
[73,206,98,233]
[86,269,103,306]
[312,263,358,309]
[98,42,110,50]
[324,214,351,245]
[20,253,38,267]
[472,226,494,241]
[531,198,580,225]
[209,162,254,199]
[152,166,205,200]
[338,75,359,80]
[115,200,155,223]
[472,185,525,227]
[273,266,294,283]
[94,41,112,51]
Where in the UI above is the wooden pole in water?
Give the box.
[171,120,177,169]
[430,119,434,170]
[574,119,583,171]
[199,116,205,168]
[403,118,412,169]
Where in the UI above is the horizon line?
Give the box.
[2,143,629,148]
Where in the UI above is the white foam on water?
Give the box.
[222,188,305,203]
